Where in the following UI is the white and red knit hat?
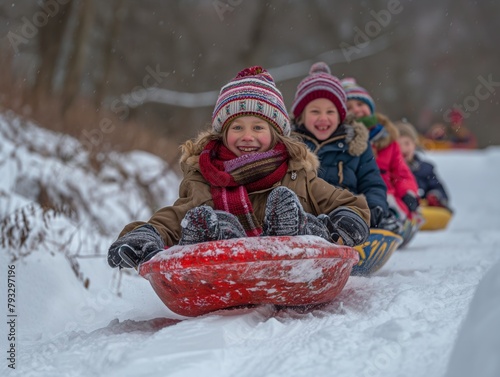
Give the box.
[291,62,347,123]
[212,66,291,136]
[341,77,376,115]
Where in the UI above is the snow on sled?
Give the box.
[420,206,453,231]
[351,229,403,275]
[138,235,359,317]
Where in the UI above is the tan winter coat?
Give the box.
[119,144,370,247]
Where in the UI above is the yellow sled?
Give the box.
[352,229,403,275]
[420,206,453,231]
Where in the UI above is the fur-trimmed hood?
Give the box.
[289,147,320,173]
[371,113,399,151]
[345,114,369,156]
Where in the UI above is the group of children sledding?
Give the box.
[107,63,452,270]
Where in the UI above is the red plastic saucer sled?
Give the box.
[139,236,359,317]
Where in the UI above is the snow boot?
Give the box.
[178,206,246,245]
[262,186,308,236]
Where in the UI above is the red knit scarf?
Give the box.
[199,140,289,236]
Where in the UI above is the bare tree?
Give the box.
[32,0,74,108]
[94,0,126,107]
[62,0,94,113]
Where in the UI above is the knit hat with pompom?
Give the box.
[212,66,291,136]
[291,62,347,123]
[340,77,376,115]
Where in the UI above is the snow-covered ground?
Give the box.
[1,113,499,377]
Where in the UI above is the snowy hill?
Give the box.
[1,113,499,377]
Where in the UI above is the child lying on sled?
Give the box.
[107,66,370,269]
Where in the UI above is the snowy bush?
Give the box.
[0,111,180,287]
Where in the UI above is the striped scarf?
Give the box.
[199,140,289,236]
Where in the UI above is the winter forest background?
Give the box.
[1,0,500,166]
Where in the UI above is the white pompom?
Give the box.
[309,62,331,75]
[341,77,357,87]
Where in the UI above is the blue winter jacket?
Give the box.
[409,154,449,203]
[294,118,388,214]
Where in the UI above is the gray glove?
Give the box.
[107,224,164,268]
[320,207,370,247]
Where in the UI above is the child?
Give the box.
[341,78,420,224]
[290,62,400,233]
[108,66,370,269]
[425,110,477,149]
[395,119,452,210]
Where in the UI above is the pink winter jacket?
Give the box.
[371,114,419,218]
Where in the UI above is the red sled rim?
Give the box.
[139,235,359,317]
